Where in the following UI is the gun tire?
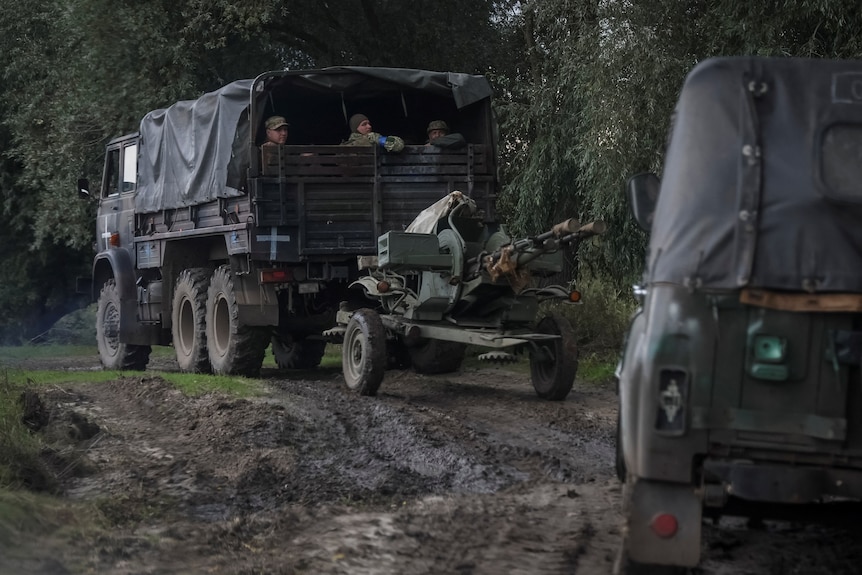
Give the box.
[342,308,386,396]
[530,313,577,400]
[272,334,326,369]
[171,268,212,373]
[408,339,466,374]
[206,265,269,376]
[96,279,151,371]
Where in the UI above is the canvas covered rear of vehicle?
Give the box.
[616,56,862,572]
[245,67,499,261]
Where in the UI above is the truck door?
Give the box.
[98,137,138,254]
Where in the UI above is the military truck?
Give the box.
[81,67,499,376]
[615,56,862,573]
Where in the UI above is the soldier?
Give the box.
[262,116,290,146]
[342,113,404,152]
[425,119,466,149]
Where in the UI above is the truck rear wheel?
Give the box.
[271,334,326,369]
[408,339,466,374]
[529,313,577,400]
[96,279,151,371]
[206,265,269,376]
[171,268,211,373]
[342,308,386,396]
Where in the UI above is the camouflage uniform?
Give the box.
[342,131,405,152]
[341,113,404,151]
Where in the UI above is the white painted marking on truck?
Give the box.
[660,379,683,424]
[256,227,291,260]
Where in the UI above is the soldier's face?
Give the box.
[267,126,288,144]
[357,119,372,134]
[428,129,446,141]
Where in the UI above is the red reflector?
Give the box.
[650,513,678,538]
[377,281,390,293]
[569,290,581,303]
[109,233,120,247]
[260,269,291,283]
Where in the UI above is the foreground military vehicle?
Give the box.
[81,67,500,376]
[615,56,862,572]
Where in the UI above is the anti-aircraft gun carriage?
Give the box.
[330,191,606,400]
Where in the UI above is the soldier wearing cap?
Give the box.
[341,113,404,152]
[263,116,290,146]
[425,119,466,149]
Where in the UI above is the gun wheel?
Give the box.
[342,308,386,396]
[529,313,577,400]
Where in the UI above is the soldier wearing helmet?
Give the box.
[425,119,466,149]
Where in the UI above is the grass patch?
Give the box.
[0,345,96,362]
[160,372,261,397]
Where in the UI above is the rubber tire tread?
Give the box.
[272,335,326,369]
[96,279,151,371]
[206,265,269,376]
[408,339,466,375]
[529,313,578,400]
[171,268,212,373]
[342,308,386,396]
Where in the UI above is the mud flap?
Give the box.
[625,479,702,567]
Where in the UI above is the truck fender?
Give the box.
[349,276,383,297]
[618,308,647,477]
[92,248,137,303]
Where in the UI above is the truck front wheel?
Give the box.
[96,279,151,371]
[171,268,211,373]
[205,265,269,376]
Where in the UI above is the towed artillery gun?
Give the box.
[330,192,606,399]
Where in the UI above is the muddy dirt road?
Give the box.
[4,353,862,574]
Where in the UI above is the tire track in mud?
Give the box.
[9,358,862,574]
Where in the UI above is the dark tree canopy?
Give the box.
[2,0,862,340]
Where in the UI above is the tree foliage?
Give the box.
[2,0,862,340]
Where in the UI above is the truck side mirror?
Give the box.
[77,178,91,199]
[626,172,660,232]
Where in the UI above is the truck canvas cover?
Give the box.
[648,56,862,293]
[136,67,494,213]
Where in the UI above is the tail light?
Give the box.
[650,513,679,538]
[260,268,293,283]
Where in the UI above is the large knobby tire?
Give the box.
[342,308,387,396]
[95,279,151,371]
[171,268,212,373]
[530,313,578,400]
[205,265,269,376]
[408,339,466,375]
[272,334,326,369]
